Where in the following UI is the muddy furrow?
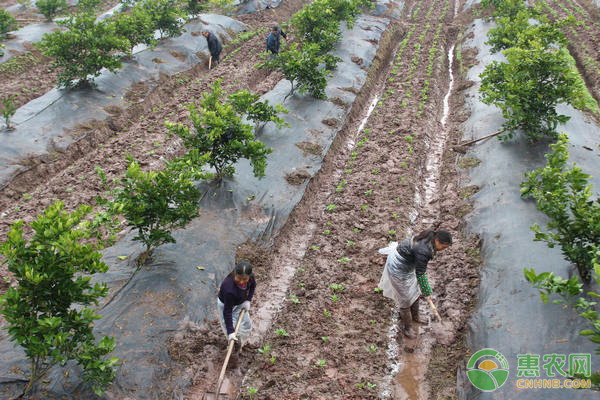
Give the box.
[234,0,482,398]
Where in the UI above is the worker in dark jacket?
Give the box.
[266,25,287,60]
[202,30,222,68]
[218,261,255,366]
[378,230,452,339]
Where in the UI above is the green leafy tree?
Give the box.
[0,9,18,37]
[479,42,587,140]
[521,134,600,281]
[113,4,157,54]
[1,95,17,130]
[36,0,67,21]
[0,202,119,396]
[524,262,600,389]
[486,10,571,54]
[227,89,289,131]
[142,0,184,38]
[110,157,201,260]
[482,0,527,19]
[40,13,130,88]
[186,0,208,15]
[166,79,277,180]
[260,42,330,100]
[209,0,235,15]
[78,0,103,11]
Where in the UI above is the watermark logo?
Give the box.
[467,348,510,392]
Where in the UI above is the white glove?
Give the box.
[241,301,251,311]
[228,333,237,342]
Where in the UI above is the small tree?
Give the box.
[520,134,600,282]
[40,13,130,87]
[113,5,157,54]
[260,42,330,100]
[479,41,587,141]
[142,0,184,38]
[36,0,68,21]
[186,0,208,16]
[78,0,103,12]
[486,10,571,54]
[110,157,201,262]
[0,202,119,396]
[0,9,18,37]
[227,89,289,131]
[1,95,17,130]
[166,79,278,180]
[524,261,600,389]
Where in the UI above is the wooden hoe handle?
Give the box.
[426,297,442,322]
[214,308,246,399]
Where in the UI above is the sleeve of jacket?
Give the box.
[413,242,433,276]
[222,292,235,334]
[247,275,256,302]
[280,30,287,39]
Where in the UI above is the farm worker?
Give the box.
[266,25,287,60]
[378,230,452,339]
[218,261,255,367]
[202,30,222,69]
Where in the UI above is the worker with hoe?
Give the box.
[202,30,222,69]
[378,229,452,338]
[218,261,255,367]
[266,25,287,60]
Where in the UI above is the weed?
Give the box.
[289,294,299,304]
[258,345,271,355]
[392,213,399,219]
[361,205,368,211]
[353,227,360,232]
[321,336,330,342]
[331,294,339,302]
[248,387,258,397]
[323,229,331,236]
[298,267,305,274]
[346,240,355,246]
[372,169,378,175]
[323,308,331,317]
[367,344,378,353]
[326,204,337,212]
[345,169,352,174]
[329,283,344,292]
[337,257,350,264]
[153,141,161,147]
[369,320,376,326]
[388,229,396,239]
[22,193,32,200]
[275,328,289,337]
[365,189,373,196]
[374,287,383,294]
[311,245,320,250]
[316,359,326,367]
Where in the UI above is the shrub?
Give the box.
[524,263,600,388]
[36,0,67,21]
[78,0,103,11]
[259,42,330,100]
[187,0,208,15]
[479,41,587,140]
[113,4,157,54]
[1,95,17,129]
[0,202,119,396]
[482,0,527,19]
[209,0,235,15]
[107,157,201,260]
[521,134,600,281]
[0,9,18,37]
[227,89,289,131]
[166,79,277,180]
[142,0,184,38]
[39,13,130,87]
[486,10,571,54]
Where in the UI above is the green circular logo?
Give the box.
[467,348,510,392]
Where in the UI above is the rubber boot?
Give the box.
[399,308,417,339]
[411,300,427,324]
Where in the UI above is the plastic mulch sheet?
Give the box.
[0,14,247,190]
[0,9,397,399]
[456,17,600,399]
